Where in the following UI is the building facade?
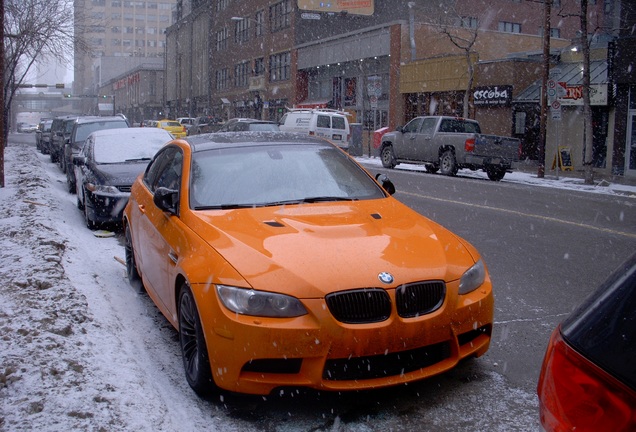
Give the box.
[73,0,178,114]
[164,0,631,177]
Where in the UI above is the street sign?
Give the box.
[550,100,562,120]
[301,12,321,20]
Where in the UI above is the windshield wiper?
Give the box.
[124,157,152,162]
[268,196,355,206]
[194,203,264,210]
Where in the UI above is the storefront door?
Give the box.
[626,111,636,177]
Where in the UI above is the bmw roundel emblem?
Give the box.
[378,272,394,284]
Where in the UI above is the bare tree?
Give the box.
[412,2,479,118]
[2,0,78,188]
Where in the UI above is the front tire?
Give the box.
[381,145,396,168]
[439,150,458,176]
[83,191,97,230]
[124,223,142,290]
[178,283,214,396]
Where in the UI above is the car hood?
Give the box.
[90,161,150,185]
[185,198,478,298]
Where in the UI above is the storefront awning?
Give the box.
[514,60,608,104]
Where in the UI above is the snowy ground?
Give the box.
[1,137,634,431]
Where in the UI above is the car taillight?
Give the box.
[537,327,636,432]
[465,138,475,152]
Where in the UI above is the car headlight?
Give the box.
[86,183,121,195]
[216,285,308,318]
[458,259,486,294]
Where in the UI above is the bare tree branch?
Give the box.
[2,0,80,187]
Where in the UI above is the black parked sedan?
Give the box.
[73,127,173,229]
[537,251,636,431]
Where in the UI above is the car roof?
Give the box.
[184,131,333,153]
[89,127,172,139]
[74,116,129,125]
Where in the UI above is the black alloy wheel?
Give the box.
[178,283,214,396]
[124,224,142,289]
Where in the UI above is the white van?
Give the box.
[279,108,351,150]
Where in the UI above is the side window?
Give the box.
[421,118,437,135]
[317,115,331,128]
[144,146,183,193]
[155,150,183,191]
[403,117,424,133]
[332,116,346,130]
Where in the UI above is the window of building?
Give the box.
[123,39,132,47]
[269,51,290,82]
[235,18,249,44]
[235,62,249,88]
[254,57,265,76]
[92,12,105,19]
[460,16,477,29]
[270,0,292,32]
[216,68,229,90]
[216,27,228,51]
[124,13,133,20]
[92,0,106,6]
[111,26,120,33]
[112,13,121,19]
[112,1,122,6]
[539,27,561,38]
[125,26,134,33]
[255,10,265,36]
[216,0,229,12]
[135,14,146,21]
[147,27,157,34]
[158,3,172,10]
[498,21,521,33]
[147,2,157,9]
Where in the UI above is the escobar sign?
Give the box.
[473,85,512,106]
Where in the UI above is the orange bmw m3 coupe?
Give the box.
[123,132,494,396]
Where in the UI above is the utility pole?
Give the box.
[581,0,594,185]
[538,0,551,178]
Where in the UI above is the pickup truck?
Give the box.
[380,116,520,181]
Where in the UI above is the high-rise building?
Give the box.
[73,0,178,103]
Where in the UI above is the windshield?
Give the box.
[93,133,167,164]
[190,144,385,209]
[76,121,129,142]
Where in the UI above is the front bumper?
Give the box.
[196,278,493,395]
[85,191,130,224]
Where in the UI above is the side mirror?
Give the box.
[72,155,86,166]
[375,173,396,195]
[396,125,404,133]
[154,187,179,215]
